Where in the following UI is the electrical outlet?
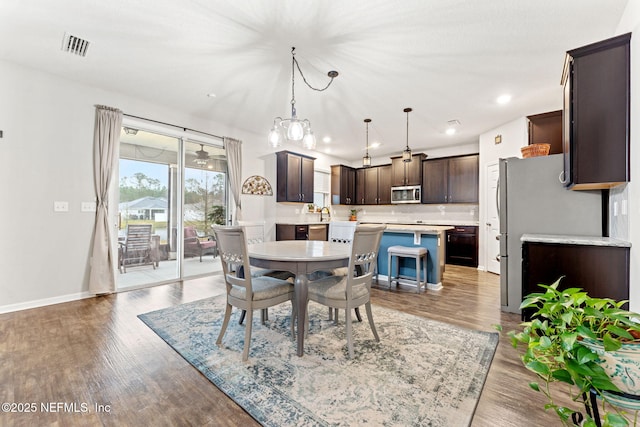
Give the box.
[54,201,69,212]
[613,201,619,217]
[622,199,628,215]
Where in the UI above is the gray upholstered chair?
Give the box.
[307,224,385,358]
[213,226,295,361]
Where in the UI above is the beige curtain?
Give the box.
[224,137,242,225]
[89,105,122,294]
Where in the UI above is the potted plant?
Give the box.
[503,278,640,426]
[349,208,359,221]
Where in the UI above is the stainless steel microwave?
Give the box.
[391,185,421,204]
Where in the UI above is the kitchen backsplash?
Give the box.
[275,203,479,225]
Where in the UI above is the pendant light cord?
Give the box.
[291,47,338,93]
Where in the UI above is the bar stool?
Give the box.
[387,245,428,293]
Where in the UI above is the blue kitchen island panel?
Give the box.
[378,231,444,289]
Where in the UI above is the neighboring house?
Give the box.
[119,197,168,221]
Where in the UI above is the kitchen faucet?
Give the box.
[320,207,331,222]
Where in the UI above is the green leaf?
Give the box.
[604,412,630,427]
[606,324,633,340]
[526,360,550,376]
[529,382,540,392]
[554,406,573,422]
[551,369,574,385]
[560,332,578,351]
[590,376,620,392]
[575,345,599,364]
[576,325,598,340]
[539,336,552,349]
[603,332,622,352]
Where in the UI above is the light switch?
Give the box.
[54,201,69,212]
[81,202,97,212]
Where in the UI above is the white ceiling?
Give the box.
[0,0,629,161]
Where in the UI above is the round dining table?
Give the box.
[248,240,350,357]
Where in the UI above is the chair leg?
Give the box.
[238,310,246,325]
[415,255,421,293]
[345,306,354,358]
[365,302,380,342]
[242,309,253,362]
[290,300,296,341]
[354,307,363,322]
[216,303,233,345]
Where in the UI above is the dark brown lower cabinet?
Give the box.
[522,241,630,320]
[445,226,478,267]
[276,224,327,241]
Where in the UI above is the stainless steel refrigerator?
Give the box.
[499,154,602,313]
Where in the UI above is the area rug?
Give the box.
[138,296,498,426]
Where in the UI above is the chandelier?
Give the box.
[363,118,372,167]
[268,47,339,150]
[402,107,413,162]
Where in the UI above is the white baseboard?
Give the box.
[477,265,486,272]
[377,275,442,291]
[0,291,94,314]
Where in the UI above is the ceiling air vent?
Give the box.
[61,32,90,57]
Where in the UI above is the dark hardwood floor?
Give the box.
[0,265,574,426]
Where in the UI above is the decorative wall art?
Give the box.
[241,175,273,196]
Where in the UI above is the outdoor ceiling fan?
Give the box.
[194,144,210,166]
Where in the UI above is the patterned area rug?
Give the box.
[139,296,498,426]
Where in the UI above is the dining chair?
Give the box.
[307,224,385,358]
[319,221,362,323]
[213,226,295,361]
[236,221,295,325]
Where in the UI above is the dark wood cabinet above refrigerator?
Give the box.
[561,33,631,190]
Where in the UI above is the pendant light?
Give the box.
[402,107,413,162]
[268,47,339,150]
[362,118,372,167]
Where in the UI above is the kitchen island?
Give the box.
[366,223,453,290]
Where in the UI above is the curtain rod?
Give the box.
[123,113,224,140]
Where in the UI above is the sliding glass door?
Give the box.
[182,140,227,278]
[116,124,227,289]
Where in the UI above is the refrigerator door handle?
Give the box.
[496,177,500,217]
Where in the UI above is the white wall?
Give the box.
[0,60,281,311]
[478,117,530,272]
[616,2,640,311]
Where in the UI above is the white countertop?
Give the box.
[364,223,452,233]
[521,234,631,248]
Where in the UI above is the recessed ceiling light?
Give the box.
[370,142,381,149]
[446,128,456,135]
[496,94,512,104]
[322,136,331,143]
[207,93,217,98]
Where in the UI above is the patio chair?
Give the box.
[213,226,295,361]
[307,225,385,358]
[183,226,217,261]
[119,224,157,273]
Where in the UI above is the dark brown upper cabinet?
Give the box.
[391,153,426,186]
[527,110,562,155]
[356,164,392,205]
[276,151,315,203]
[422,154,479,204]
[561,33,631,190]
[331,164,356,205]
